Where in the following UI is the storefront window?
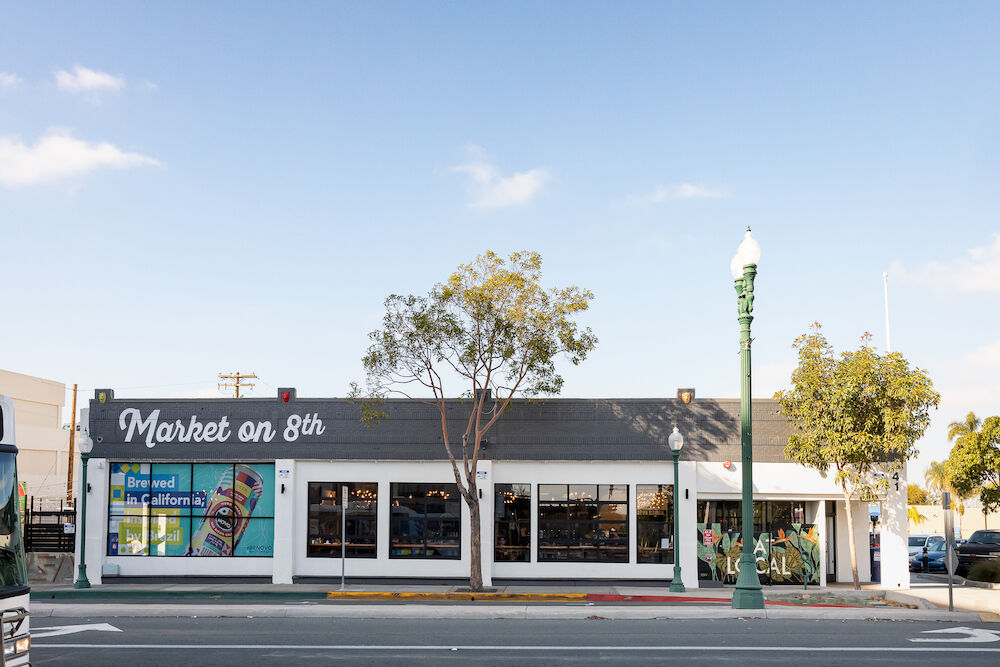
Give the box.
[107,462,275,557]
[537,484,628,562]
[307,482,378,558]
[390,483,460,559]
[494,484,530,562]
[636,484,673,564]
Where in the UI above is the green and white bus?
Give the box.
[0,396,30,666]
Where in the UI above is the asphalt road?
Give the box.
[30,617,1000,666]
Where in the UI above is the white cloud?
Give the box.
[0,72,21,88]
[452,147,550,209]
[891,234,1000,294]
[967,339,1000,369]
[54,65,125,93]
[627,182,728,204]
[0,129,160,187]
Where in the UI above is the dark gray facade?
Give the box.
[88,390,797,463]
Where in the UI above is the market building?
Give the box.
[78,389,910,589]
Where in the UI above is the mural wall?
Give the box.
[696,522,820,585]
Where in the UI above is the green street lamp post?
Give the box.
[668,425,685,592]
[74,430,93,589]
[730,227,765,610]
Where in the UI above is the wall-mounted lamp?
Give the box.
[281,483,286,494]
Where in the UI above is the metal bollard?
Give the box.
[922,546,929,573]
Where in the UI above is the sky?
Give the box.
[1,2,998,485]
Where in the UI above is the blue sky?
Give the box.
[2,2,999,482]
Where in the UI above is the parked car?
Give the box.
[908,534,945,558]
[909,535,948,572]
[956,529,1000,577]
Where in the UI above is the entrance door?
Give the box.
[825,515,836,582]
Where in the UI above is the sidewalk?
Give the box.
[27,581,996,622]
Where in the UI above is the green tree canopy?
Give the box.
[775,324,940,588]
[353,250,597,590]
[949,415,1000,512]
[907,483,930,505]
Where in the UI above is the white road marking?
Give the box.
[910,626,1000,643]
[31,644,1000,652]
[32,623,123,639]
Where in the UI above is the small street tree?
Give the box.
[907,483,930,506]
[353,250,596,591]
[949,415,1000,519]
[775,324,940,589]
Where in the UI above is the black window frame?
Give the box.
[494,483,531,562]
[106,462,275,558]
[389,482,461,560]
[636,484,674,564]
[307,482,379,558]
[537,484,629,563]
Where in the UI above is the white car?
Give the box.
[908,534,945,557]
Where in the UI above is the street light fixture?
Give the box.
[73,429,93,589]
[730,227,765,610]
[668,425,685,593]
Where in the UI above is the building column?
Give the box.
[476,461,494,587]
[271,459,295,584]
[678,460,699,590]
[81,457,107,586]
[880,467,910,589]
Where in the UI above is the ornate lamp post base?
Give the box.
[731,554,764,608]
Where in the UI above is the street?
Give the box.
[30,617,1000,666]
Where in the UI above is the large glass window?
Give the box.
[107,462,275,557]
[494,484,530,562]
[637,484,673,564]
[390,483,461,559]
[307,482,378,558]
[0,453,28,588]
[537,484,628,562]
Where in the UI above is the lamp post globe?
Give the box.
[730,227,765,610]
[668,426,685,592]
[74,430,94,589]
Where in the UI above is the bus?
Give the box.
[0,396,30,666]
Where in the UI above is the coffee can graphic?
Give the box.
[187,465,264,556]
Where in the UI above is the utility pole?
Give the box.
[883,272,892,354]
[218,372,257,398]
[66,383,77,503]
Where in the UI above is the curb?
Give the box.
[29,602,986,622]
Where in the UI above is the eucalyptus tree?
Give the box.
[775,325,940,589]
[353,250,597,591]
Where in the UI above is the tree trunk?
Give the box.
[842,485,860,590]
[467,491,483,591]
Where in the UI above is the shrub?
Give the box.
[967,560,1000,584]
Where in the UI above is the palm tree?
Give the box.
[925,460,958,505]
[947,412,981,442]
[908,506,928,527]
[946,411,982,526]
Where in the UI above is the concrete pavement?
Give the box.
[27,580,998,622]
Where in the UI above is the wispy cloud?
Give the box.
[891,234,1000,294]
[626,182,728,205]
[0,72,21,88]
[0,129,160,188]
[54,65,125,93]
[452,146,550,209]
[967,339,1000,369]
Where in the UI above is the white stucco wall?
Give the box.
[81,454,904,589]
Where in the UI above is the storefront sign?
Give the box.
[118,408,326,447]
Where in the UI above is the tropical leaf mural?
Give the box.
[696,522,820,585]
